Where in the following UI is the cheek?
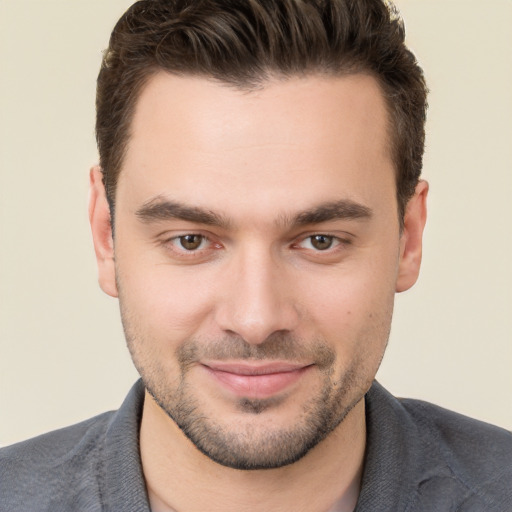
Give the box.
[116,258,219,342]
[298,259,397,353]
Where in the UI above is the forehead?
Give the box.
[128,71,390,152]
[118,72,395,221]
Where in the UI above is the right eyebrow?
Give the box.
[135,197,231,229]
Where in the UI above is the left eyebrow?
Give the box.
[280,199,373,228]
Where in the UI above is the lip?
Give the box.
[201,361,313,399]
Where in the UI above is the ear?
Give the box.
[396,180,428,293]
[89,166,118,297]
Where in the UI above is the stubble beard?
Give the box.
[122,314,374,470]
[146,365,364,470]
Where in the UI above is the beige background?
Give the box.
[1,0,511,446]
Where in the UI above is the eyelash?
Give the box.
[164,234,221,258]
[161,232,352,259]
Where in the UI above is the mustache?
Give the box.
[177,332,336,371]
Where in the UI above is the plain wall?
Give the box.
[1,0,511,446]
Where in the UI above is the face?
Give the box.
[90,72,427,470]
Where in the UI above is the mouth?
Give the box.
[201,361,314,399]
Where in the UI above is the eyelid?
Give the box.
[298,235,339,250]
[157,228,214,242]
[293,231,354,245]
[158,231,223,259]
[168,234,209,251]
[290,232,354,260]
[155,229,353,260]
[297,235,338,249]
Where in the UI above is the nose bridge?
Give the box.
[216,242,298,344]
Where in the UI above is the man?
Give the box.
[1,0,511,511]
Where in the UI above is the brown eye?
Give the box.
[310,235,334,250]
[179,234,204,251]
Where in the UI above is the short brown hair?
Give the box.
[96,0,427,222]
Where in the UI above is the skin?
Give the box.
[89,72,427,511]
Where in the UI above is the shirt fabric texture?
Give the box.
[1,380,511,511]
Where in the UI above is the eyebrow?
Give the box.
[136,196,231,229]
[284,199,373,227]
[135,196,372,230]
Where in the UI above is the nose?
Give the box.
[214,246,300,345]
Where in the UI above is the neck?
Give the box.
[140,392,366,512]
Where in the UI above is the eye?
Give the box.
[175,234,208,251]
[299,234,337,251]
[310,235,334,250]
[159,232,222,262]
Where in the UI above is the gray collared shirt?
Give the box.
[1,380,511,511]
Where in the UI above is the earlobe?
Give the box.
[395,180,429,293]
[89,166,118,298]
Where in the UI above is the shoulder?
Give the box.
[399,396,512,467]
[362,383,512,511]
[0,411,114,511]
[400,396,512,508]
[0,411,114,462]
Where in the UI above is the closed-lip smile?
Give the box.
[201,361,314,399]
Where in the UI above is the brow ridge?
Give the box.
[136,197,230,228]
[136,197,372,230]
[284,199,373,227]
